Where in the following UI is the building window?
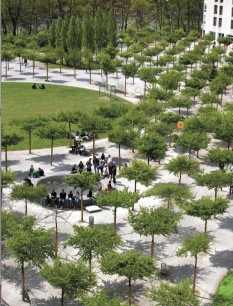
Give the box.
[219,6,223,15]
[219,18,222,27]
[218,33,224,37]
[213,17,217,26]
[220,0,223,2]
[215,0,218,2]
[214,5,218,14]
[231,20,233,29]
[204,4,207,12]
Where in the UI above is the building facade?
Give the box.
[202,0,233,39]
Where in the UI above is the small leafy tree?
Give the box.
[119,159,158,192]
[185,196,229,233]
[147,279,200,306]
[214,112,233,149]
[6,216,55,301]
[176,233,212,293]
[41,258,96,306]
[65,224,122,270]
[36,122,67,165]
[128,206,181,257]
[1,170,16,194]
[100,250,155,306]
[81,290,122,306]
[207,148,233,167]
[135,131,167,164]
[96,188,140,234]
[10,184,48,217]
[122,62,138,95]
[144,182,194,210]
[66,172,100,222]
[2,130,23,171]
[12,116,48,154]
[164,155,201,184]
[2,210,21,240]
[196,170,233,199]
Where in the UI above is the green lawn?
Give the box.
[213,270,233,306]
[2,82,130,150]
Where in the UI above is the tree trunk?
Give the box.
[61,288,64,306]
[69,122,72,147]
[113,207,117,234]
[118,144,121,170]
[179,172,182,184]
[88,255,92,272]
[128,278,132,306]
[134,180,137,193]
[29,131,32,154]
[81,192,84,222]
[151,234,154,257]
[55,208,58,257]
[89,69,92,84]
[25,199,28,217]
[5,62,7,78]
[5,147,8,172]
[193,256,197,293]
[125,76,127,96]
[148,157,150,165]
[204,220,207,234]
[60,61,62,74]
[186,107,189,118]
[74,66,76,79]
[93,133,96,158]
[214,188,218,200]
[21,261,25,301]
[51,139,54,165]
[46,62,49,81]
[19,57,22,73]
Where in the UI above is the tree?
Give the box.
[121,63,138,95]
[36,122,67,165]
[82,9,94,52]
[2,48,15,77]
[158,70,182,92]
[98,52,116,83]
[81,290,122,306]
[174,132,210,158]
[169,95,193,117]
[144,182,194,210]
[12,116,48,154]
[138,67,157,95]
[10,183,48,217]
[100,250,155,306]
[79,115,111,157]
[6,216,55,301]
[200,92,221,108]
[108,127,138,170]
[65,224,122,270]
[94,8,106,51]
[196,170,233,200]
[128,206,181,257]
[2,130,23,171]
[207,148,233,167]
[65,172,100,222]
[41,258,96,306]
[2,210,21,240]
[135,131,167,165]
[185,196,229,233]
[164,155,201,184]
[214,112,233,149]
[54,111,80,147]
[107,9,117,47]
[119,159,157,192]
[96,188,140,234]
[1,170,16,194]
[147,279,200,306]
[176,233,212,293]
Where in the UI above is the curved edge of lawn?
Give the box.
[213,270,233,306]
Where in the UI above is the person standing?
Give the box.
[78,161,84,173]
[93,156,99,173]
[59,189,66,209]
[86,158,92,172]
[112,165,117,184]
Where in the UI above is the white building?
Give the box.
[202,0,233,40]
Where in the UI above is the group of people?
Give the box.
[28,165,44,178]
[32,83,45,90]
[41,189,80,209]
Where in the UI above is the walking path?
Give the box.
[1,60,233,305]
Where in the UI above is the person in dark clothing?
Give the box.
[48,190,57,206]
[32,83,37,89]
[112,165,117,184]
[78,161,84,173]
[38,167,44,176]
[39,84,45,89]
[59,189,66,209]
[71,164,77,174]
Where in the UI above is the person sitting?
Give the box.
[78,161,84,173]
[49,190,57,206]
[59,189,66,209]
[106,180,113,191]
[68,191,75,208]
[74,191,80,208]
[38,167,44,176]
[32,83,37,89]
[28,165,34,177]
[87,189,95,205]
[24,177,33,186]
[39,84,45,89]
[32,168,40,178]
[77,144,85,155]
[71,164,77,174]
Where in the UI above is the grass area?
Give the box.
[213,270,233,306]
[2,82,130,150]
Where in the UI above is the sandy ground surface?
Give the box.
[1,56,233,305]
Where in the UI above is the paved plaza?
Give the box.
[1,60,233,305]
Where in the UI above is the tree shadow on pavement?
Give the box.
[218,215,233,232]
[172,226,199,243]
[124,238,161,257]
[209,250,233,269]
[2,264,45,291]
[28,153,67,164]
[33,296,78,305]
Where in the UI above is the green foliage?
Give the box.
[65,224,122,267]
[213,270,233,306]
[79,114,111,134]
[122,62,139,79]
[147,279,200,306]
[164,155,201,184]
[136,99,164,119]
[1,170,16,189]
[144,182,194,209]
[214,112,233,149]
[107,9,117,47]
[81,290,122,306]
[2,130,23,148]
[66,172,100,191]
[176,233,212,258]
[174,132,210,154]
[207,148,233,165]
[96,103,133,119]
[36,122,67,141]
[135,131,167,163]
[158,70,182,91]
[6,216,55,267]
[2,210,21,239]
[100,250,155,280]
[119,159,157,190]
[41,258,96,299]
